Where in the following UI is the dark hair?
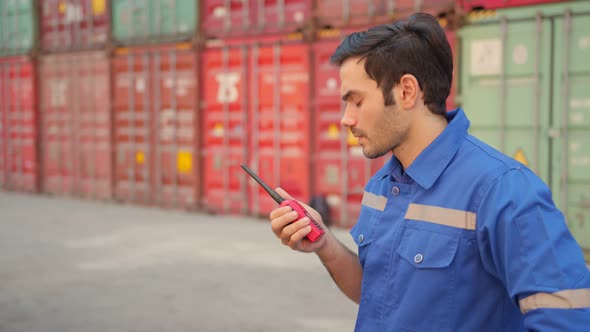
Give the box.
[330,13,452,116]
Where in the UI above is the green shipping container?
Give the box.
[0,0,35,56]
[553,7,590,261]
[113,0,198,44]
[458,1,590,260]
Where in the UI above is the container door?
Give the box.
[256,0,310,34]
[249,43,311,216]
[458,15,553,183]
[153,47,199,209]
[112,0,151,42]
[41,55,76,196]
[552,11,590,259]
[0,0,35,56]
[153,0,196,39]
[76,52,112,200]
[201,0,254,37]
[113,50,153,205]
[113,0,196,43]
[0,58,37,192]
[202,46,249,214]
[40,0,109,51]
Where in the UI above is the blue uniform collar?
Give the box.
[374,108,470,189]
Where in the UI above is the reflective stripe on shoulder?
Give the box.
[519,289,590,314]
[361,191,387,211]
[404,203,477,230]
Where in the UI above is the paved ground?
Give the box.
[0,191,358,332]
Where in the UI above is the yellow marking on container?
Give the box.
[136,151,145,164]
[92,0,106,15]
[318,29,341,39]
[176,43,191,50]
[213,123,224,137]
[513,148,529,167]
[58,2,66,13]
[177,151,192,174]
[115,47,130,55]
[328,124,339,140]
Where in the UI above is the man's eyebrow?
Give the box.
[341,90,360,102]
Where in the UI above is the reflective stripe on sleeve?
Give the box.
[404,203,477,230]
[361,192,387,211]
[519,289,590,314]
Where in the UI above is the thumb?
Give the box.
[275,187,294,200]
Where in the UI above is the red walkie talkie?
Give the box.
[241,164,325,242]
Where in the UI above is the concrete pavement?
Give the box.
[0,192,358,332]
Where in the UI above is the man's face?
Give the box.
[339,57,409,159]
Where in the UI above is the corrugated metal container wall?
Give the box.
[552,7,590,260]
[0,0,36,56]
[315,0,455,29]
[201,38,311,216]
[113,0,197,44]
[460,0,569,11]
[458,2,590,258]
[113,44,199,209]
[248,41,311,217]
[39,51,111,199]
[0,56,38,192]
[39,0,109,52]
[458,10,553,183]
[201,44,249,214]
[201,0,311,37]
[312,37,387,228]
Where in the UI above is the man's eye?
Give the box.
[355,101,363,107]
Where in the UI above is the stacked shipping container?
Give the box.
[111,0,200,210]
[1,0,588,256]
[37,0,112,201]
[458,1,590,258]
[112,43,199,209]
[0,56,38,193]
[40,0,110,52]
[0,1,38,193]
[39,51,111,199]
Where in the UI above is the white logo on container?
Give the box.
[215,72,240,103]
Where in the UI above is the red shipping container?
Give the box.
[0,56,38,193]
[201,38,311,216]
[460,0,568,11]
[316,0,456,29]
[39,51,112,200]
[201,0,311,37]
[201,45,250,214]
[113,44,199,209]
[40,0,110,52]
[248,42,312,217]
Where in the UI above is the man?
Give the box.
[268,12,590,331]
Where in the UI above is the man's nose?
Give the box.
[340,105,357,127]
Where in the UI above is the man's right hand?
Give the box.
[268,188,330,253]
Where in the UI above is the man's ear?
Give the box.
[398,74,420,109]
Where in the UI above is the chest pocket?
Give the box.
[389,227,460,331]
[350,207,378,267]
[397,227,459,268]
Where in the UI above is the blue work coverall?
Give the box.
[351,108,590,331]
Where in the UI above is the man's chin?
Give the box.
[363,148,388,159]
